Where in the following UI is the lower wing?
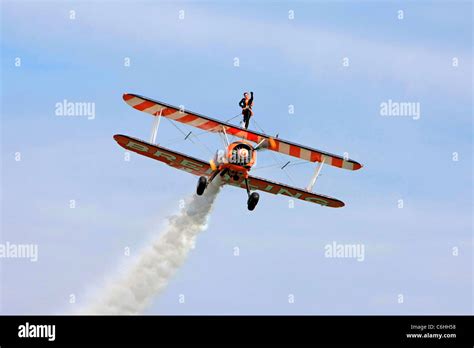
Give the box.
[244,176,344,208]
[113,134,344,208]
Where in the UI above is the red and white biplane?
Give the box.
[114,93,363,211]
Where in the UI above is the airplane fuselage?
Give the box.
[212,140,256,181]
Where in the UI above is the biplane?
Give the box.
[114,93,363,211]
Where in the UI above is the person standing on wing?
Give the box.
[239,91,254,129]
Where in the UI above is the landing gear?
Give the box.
[247,192,260,211]
[196,176,207,196]
[244,178,259,211]
[197,169,221,196]
[219,168,228,177]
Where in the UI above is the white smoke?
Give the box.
[81,178,222,315]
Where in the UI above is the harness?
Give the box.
[242,99,253,114]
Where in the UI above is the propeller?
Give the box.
[208,138,277,171]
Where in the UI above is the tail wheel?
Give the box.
[196,176,207,196]
[247,192,260,211]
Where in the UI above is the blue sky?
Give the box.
[1,0,472,314]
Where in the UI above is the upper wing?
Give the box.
[123,93,362,171]
[113,134,344,208]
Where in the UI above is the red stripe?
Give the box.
[289,145,301,158]
[215,126,258,142]
[226,127,243,136]
[246,133,259,142]
[332,157,343,168]
[161,108,178,116]
[176,114,198,123]
[200,121,219,130]
[134,100,156,111]
[226,127,238,135]
[123,94,134,101]
[310,152,321,162]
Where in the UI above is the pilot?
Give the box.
[239,91,254,129]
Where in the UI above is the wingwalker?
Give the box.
[114,93,363,211]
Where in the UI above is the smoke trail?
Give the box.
[81,178,221,314]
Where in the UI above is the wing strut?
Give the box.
[149,109,162,144]
[307,157,325,191]
[220,126,230,147]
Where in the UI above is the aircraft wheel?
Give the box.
[247,192,260,211]
[196,176,207,196]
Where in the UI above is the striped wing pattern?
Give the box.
[123,93,362,171]
[113,134,344,208]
